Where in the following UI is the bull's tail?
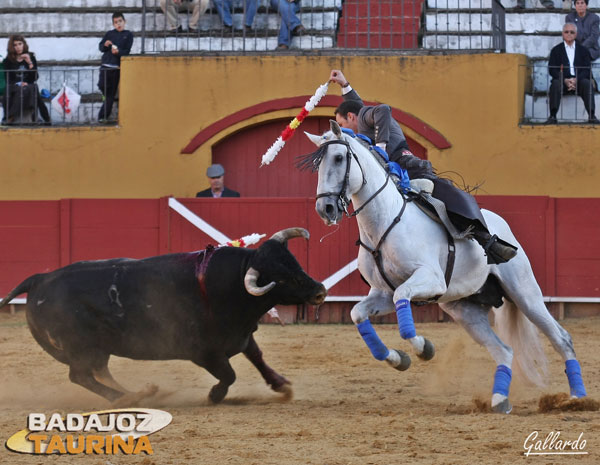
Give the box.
[0,275,39,309]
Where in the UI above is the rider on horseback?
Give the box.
[329,69,517,264]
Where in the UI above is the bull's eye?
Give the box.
[334,154,344,164]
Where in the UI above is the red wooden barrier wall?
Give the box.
[0,196,599,321]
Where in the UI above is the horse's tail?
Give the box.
[493,300,548,388]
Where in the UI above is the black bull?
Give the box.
[0,227,326,404]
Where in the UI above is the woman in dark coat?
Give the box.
[2,35,50,124]
[566,0,600,61]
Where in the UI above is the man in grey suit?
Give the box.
[328,69,517,264]
[196,164,240,198]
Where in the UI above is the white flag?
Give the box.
[51,84,81,119]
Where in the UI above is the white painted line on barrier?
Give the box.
[168,197,230,244]
[3,298,27,304]
[322,259,358,290]
[324,296,363,302]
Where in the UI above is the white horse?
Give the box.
[304,120,587,414]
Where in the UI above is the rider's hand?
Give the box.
[329,69,348,87]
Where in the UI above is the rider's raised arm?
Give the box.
[329,69,365,104]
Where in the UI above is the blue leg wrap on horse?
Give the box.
[565,359,587,397]
[492,365,512,396]
[395,299,416,339]
[356,320,389,361]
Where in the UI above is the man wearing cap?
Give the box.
[196,164,241,198]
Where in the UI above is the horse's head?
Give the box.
[304,120,366,226]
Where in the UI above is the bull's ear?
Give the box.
[330,120,342,139]
[304,131,323,147]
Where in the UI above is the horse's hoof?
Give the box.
[417,338,435,361]
[491,398,513,414]
[387,349,411,371]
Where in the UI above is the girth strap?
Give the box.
[356,197,456,295]
[444,231,456,290]
[356,197,410,291]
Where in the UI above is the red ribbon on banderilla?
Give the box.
[260,81,330,167]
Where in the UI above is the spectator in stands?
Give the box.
[212,0,257,33]
[547,23,598,124]
[516,0,555,9]
[196,164,241,197]
[2,35,51,125]
[160,0,209,33]
[327,69,518,264]
[565,0,600,61]
[97,12,134,122]
[271,0,305,50]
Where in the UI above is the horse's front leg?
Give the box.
[393,265,447,361]
[350,288,412,371]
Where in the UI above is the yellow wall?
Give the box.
[0,54,598,200]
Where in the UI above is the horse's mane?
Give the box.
[295,131,387,173]
[296,143,327,172]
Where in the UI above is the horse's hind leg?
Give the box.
[350,288,412,371]
[497,268,586,397]
[441,300,514,414]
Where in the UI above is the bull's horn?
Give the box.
[244,267,276,296]
[269,228,310,243]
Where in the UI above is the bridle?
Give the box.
[314,139,391,217]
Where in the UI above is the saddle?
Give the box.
[393,175,474,242]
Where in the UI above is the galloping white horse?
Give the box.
[304,120,587,414]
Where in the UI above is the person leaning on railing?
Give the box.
[546,23,598,124]
[2,35,50,125]
[97,12,133,123]
[565,0,599,61]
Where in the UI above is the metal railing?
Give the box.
[135,0,505,53]
[140,0,341,53]
[1,67,113,127]
[0,0,507,127]
[423,0,505,52]
[521,63,600,124]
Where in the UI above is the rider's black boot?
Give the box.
[472,229,518,264]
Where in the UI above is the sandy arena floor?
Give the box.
[0,311,598,464]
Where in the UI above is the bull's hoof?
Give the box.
[417,338,435,361]
[273,383,293,401]
[491,396,513,414]
[208,385,228,404]
[387,349,411,371]
[111,384,158,408]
